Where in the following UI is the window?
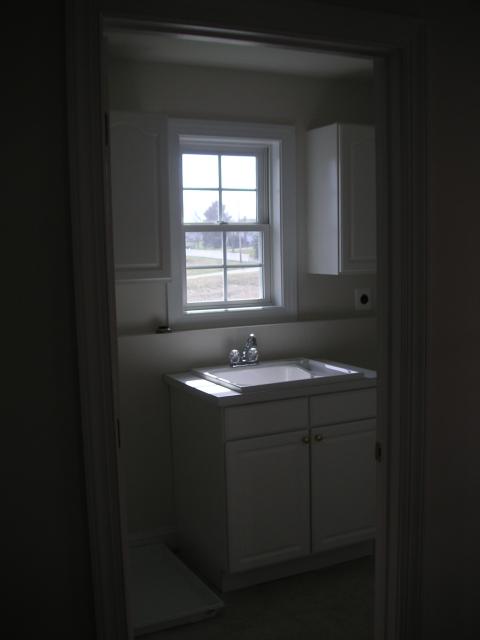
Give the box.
[182,147,268,307]
[168,120,297,328]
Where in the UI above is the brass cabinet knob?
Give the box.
[302,435,310,444]
[314,434,324,442]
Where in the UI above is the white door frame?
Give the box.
[66,2,427,639]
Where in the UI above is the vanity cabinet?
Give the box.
[168,382,376,591]
[307,123,376,275]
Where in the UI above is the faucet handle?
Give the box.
[246,333,257,347]
[245,346,259,364]
[228,349,241,366]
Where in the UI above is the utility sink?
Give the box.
[192,358,363,393]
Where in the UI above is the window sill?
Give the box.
[170,304,297,330]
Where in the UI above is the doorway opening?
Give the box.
[66,5,427,639]
[104,24,379,637]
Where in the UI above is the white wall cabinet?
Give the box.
[307,123,376,275]
[168,381,376,591]
[109,111,170,280]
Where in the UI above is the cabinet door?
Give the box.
[339,124,376,274]
[226,430,310,573]
[311,419,376,553]
[307,123,375,275]
[109,111,170,280]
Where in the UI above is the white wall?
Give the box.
[109,59,376,333]
[108,57,378,535]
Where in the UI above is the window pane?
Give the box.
[222,191,257,222]
[186,268,224,304]
[185,232,223,266]
[227,267,263,301]
[182,154,219,188]
[221,156,257,189]
[226,231,262,265]
[183,191,219,223]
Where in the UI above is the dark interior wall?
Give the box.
[423,14,480,637]
[5,1,480,638]
[5,4,95,638]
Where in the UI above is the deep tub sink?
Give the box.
[192,358,363,393]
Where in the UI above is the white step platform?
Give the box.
[129,542,224,636]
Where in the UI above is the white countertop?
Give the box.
[164,362,376,407]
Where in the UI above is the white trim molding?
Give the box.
[167,118,297,330]
[66,2,131,639]
[375,30,428,639]
[67,2,428,639]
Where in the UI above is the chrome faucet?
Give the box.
[228,333,260,367]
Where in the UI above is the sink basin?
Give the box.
[192,358,363,393]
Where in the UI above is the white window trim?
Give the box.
[167,118,297,329]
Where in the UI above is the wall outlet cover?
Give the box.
[354,288,373,311]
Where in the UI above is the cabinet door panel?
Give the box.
[311,420,376,553]
[226,431,310,573]
[307,123,376,275]
[339,124,376,273]
[109,112,170,280]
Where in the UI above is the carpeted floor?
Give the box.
[144,556,374,640]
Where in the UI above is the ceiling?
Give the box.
[105,30,373,79]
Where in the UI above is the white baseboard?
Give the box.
[128,526,178,550]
